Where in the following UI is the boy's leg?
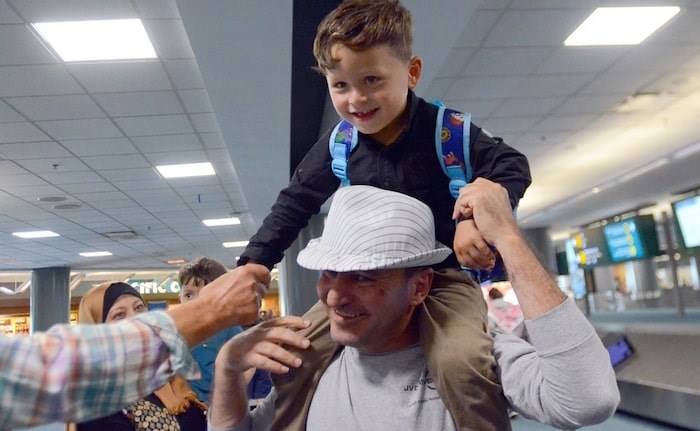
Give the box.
[269,300,340,431]
[419,268,512,431]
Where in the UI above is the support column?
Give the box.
[30,266,70,333]
[278,214,325,316]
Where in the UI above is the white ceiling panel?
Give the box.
[0,122,50,143]
[98,167,161,182]
[8,0,136,21]
[178,89,213,113]
[60,137,138,156]
[93,91,183,117]
[0,65,82,97]
[132,134,200,153]
[38,118,122,140]
[462,47,553,76]
[14,157,89,173]
[537,46,625,74]
[145,19,195,59]
[114,114,193,136]
[453,9,500,48]
[491,97,563,118]
[7,95,103,121]
[511,73,593,98]
[0,25,56,65]
[450,75,525,99]
[81,154,150,170]
[484,9,588,47]
[0,100,23,122]
[1,141,73,159]
[69,62,172,93]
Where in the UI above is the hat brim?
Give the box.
[297,238,453,272]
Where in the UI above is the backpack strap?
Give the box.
[434,103,472,199]
[328,119,358,187]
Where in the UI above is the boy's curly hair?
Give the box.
[313,0,413,73]
[178,256,228,287]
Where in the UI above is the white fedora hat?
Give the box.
[297,185,452,272]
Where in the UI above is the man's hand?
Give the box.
[217,316,311,375]
[454,218,495,269]
[199,263,271,329]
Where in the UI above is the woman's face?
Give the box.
[105,294,147,323]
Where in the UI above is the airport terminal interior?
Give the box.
[1,0,699,430]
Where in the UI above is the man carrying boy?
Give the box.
[209,183,619,431]
[237,1,530,429]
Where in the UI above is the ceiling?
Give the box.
[1,0,699,279]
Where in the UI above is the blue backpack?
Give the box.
[328,100,472,199]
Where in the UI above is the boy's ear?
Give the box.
[408,56,422,89]
[408,268,432,306]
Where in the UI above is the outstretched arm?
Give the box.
[209,316,311,431]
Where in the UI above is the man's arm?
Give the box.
[0,264,270,429]
[0,312,194,428]
[457,178,619,428]
[209,316,311,430]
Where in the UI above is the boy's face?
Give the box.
[325,44,421,146]
[179,280,204,304]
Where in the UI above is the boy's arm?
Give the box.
[239,130,340,269]
[469,126,531,210]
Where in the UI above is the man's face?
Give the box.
[316,268,425,354]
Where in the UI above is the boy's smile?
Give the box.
[325,44,422,146]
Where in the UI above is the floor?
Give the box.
[511,412,691,430]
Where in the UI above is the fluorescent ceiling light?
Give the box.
[564,6,680,46]
[79,251,113,257]
[156,162,215,178]
[203,217,241,227]
[32,19,157,62]
[12,230,59,239]
[223,240,249,248]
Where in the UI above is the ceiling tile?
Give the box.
[99,167,160,182]
[0,1,23,24]
[555,94,623,115]
[436,48,474,78]
[69,62,172,93]
[37,118,122,140]
[611,45,700,73]
[511,73,593,98]
[454,9,500,48]
[0,122,49,143]
[7,95,103,121]
[132,134,201,153]
[580,71,659,96]
[462,47,553,76]
[0,26,56,65]
[450,75,525,99]
[491,97,563,118]
[39,170,107,185]
[0,100,24,122]
[145,19,195,59]
[14,156,89,173]
[189,113,218,133]
[163,59,205,89]
[0,65,82,97]
[114,114,193,136]
[94,91,183,117]
[81,153,150,170]
[0,141,73,159]
[484,9,589,48]
[179,89,213,113]
[60,137,138,156]
[537,46,626,74]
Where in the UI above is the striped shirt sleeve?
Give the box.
[0,310,199,429]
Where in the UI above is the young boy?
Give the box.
[237,1,530,429]
[178,257,244,404]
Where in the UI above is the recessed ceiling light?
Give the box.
[203,217,241,227]
[32,19,157,62]
[156,162,215,178]
[564,6,680,46]
[12,230,60,239]
[223,240,249,248]
[79,251,113,257]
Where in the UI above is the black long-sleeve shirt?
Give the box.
[239,91,531,270]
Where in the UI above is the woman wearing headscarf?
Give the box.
[76,281,207,431]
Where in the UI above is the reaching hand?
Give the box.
[216,316,312,375]
[199,264,271,328]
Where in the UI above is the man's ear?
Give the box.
[408,268,432,306]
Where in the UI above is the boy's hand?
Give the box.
[454,218,495,269]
